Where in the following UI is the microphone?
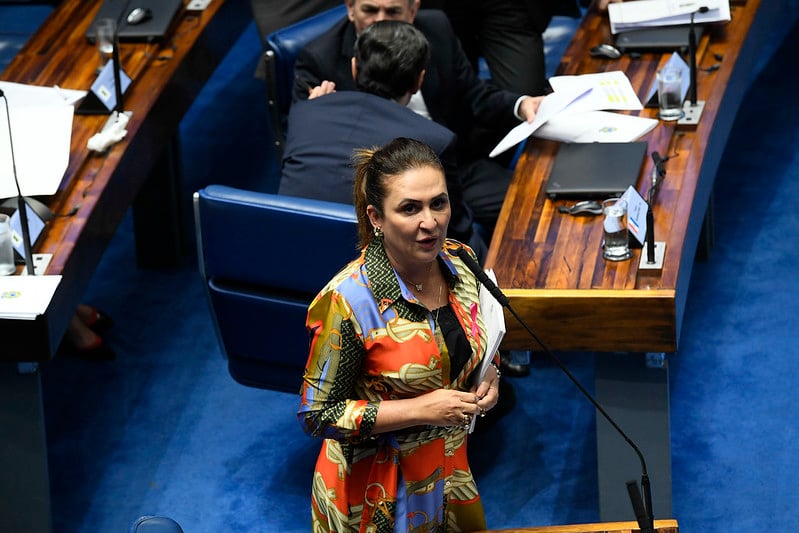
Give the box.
[647,151,667,264]
[650,151,665,192]
[0,89,35,275]
[455,246,655,533]
[689,6,709,106]
[112,31,124,113]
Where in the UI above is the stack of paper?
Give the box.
[470,269,506,433]
[609,0,731,34]
[490,71,649,157]
[0,81,84,199]
[534,110,657,143]
[0,275,61,320]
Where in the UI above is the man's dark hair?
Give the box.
[353,20,431,100]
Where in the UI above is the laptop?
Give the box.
[614,25,704,54]
[86,0,183,42]
[544,141,648,199]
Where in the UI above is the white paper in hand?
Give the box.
[470,269,506,433]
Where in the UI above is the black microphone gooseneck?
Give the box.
[455,246,655,533]
[646,151,668,264]
[689,6,710,106]
[0,89,35,275]
[112,30,124,114]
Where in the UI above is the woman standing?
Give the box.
[298,137,502,532]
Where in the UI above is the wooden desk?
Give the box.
[0,1,250,531]
[479,519,678,533]
[485,0,786,522]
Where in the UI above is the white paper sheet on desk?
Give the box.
[489,84,593,157]
[0,275,61,320]
[609,0,731,33]
[549,71,643,113]
[470,269,505,433]
[534,110,657,143]
[0,81,78,199]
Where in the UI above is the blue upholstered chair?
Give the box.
[128,516,183,533]
[263,4,347,157]
[193,185,358,392]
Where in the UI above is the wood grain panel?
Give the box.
[486,0,763,352]
[0,0,250,361]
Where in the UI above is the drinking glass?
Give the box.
[657,67,685,121]
[602,198,632,261]
[95,18,116,71]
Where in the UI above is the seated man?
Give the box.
[291,0,543,234]
[279,20,486,259]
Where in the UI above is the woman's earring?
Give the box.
[373,226,383,238]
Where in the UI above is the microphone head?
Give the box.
[699,6,710,13]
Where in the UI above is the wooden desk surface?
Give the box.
[0,0,250,362]
[478,519,678,533]
[486,0,764,352]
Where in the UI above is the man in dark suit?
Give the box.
[291,0,542,239]
[279,20,486,260]
[427,0,583,96]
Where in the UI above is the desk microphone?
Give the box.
[651,151,667,185]
[647,151,668,264]
[0,89,35,275]
[689,7,710,106]
[455,246,655,533]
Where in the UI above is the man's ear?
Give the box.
[410,69,425,94]
[409,0,420,21]
[351,57,358,82]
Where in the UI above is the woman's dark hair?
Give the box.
[353,20,431,100]
[352,137,444,248]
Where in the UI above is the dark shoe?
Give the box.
[85,307,114,333]
[500,358,530,377]
[72,336,116,361]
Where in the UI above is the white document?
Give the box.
[549,70,644,113]
[0,81,77,199]
[470,269,506,433]
[0,275,61,320]
[609,0,731,33]
[534,110,657,143]
[491,71,644,157]
[489,84,593,157]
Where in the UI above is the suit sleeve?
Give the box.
[423,10,521,132]
[292,45,325,103]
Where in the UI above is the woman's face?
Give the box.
[368,165,450,268]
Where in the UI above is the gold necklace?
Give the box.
[398,262,433,292]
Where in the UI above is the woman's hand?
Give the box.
[472,363,500,418]
[374,388,487,433]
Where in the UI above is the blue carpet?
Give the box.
[3,3,795,532]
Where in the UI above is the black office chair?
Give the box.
[263,4,347,159]
[128,516,184,533]
[193,185,358,392]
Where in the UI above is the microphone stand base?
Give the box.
[678,100,705,126]
[19,253,52,276]
[639,241,666,270]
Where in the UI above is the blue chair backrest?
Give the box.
[194,185,358,392]
[265,4,347,119]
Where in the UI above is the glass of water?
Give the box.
[95,18,116,71]
[602,198,632,261]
